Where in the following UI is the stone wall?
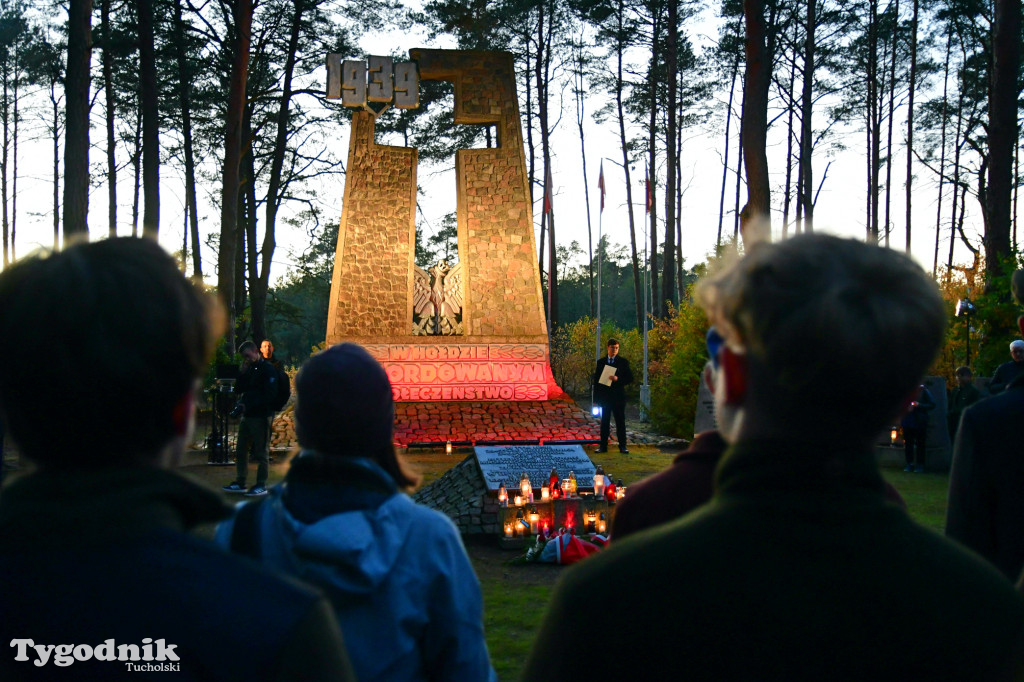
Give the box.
[326,110,417,339]
[458,148,544,337]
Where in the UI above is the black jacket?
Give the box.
[527,440,1024,681]
[990,360,1024,395]
[592,355,633,407]
[236,357,278,418]
[0,467,354,681]
[946,373,1024,580]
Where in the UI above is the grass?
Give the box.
[482,584,553,680]
[401,446,949,680]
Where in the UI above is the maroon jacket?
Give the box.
[612,431,727,541]
[612,431,907,541]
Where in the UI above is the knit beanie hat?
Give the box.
[294,343,394,456]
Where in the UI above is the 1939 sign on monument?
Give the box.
[324,49,559,403]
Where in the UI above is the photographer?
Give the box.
[223,341,278,497]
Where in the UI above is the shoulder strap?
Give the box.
[230,498,265,559]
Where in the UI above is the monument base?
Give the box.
[394,399,602,446]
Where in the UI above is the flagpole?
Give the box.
[640,163,651,421]
[544,165,553,343]
[641,219,650,422]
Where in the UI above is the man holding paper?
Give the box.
[594,339,633,453]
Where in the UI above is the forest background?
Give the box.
[0,0,1020,437]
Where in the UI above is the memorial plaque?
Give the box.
[364,343,548,401]
[693,379,717,436]
[474,445,597,491]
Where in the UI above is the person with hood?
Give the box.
[216,343,497,682]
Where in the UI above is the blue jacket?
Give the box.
[216,455,496,682]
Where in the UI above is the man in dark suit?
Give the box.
[593,338,633,454]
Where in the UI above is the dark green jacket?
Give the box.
[0,466,354,681]
[524,440,1024,681]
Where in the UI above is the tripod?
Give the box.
[206,379,237,465]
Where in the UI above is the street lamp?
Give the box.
[955,297,976,367]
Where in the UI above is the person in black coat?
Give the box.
[593,338,633,453]
[223,341,278,497]
[947,365,982,440]
[900,384,935,473]
[989,340,1024,394]
[946,371,1024,581]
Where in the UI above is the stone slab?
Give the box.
[693,379,717,436]
[474,444,597,491]
[393,399,601,445]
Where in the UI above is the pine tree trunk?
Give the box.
[139,0,160,239]
[63,0,92,239]
[647,20,660,316]
[51,83,59,250]
[255,0,305,339]
[102,0,117,238]
[734,83,744,239]
[1011,140,1019,246]
[781,38,796,239]
[984,0,1021,282]
[11,69,17,261]
[614,0,642,331]
[536,0,557,329]
[131,108,141,238]
[933,29,951,276]
[218,0,253,352]
[661,0,677,314]
[4,52,10,267]
[905,0,918,254]
[866,0,879,242]
[718,55,739,248]
[675,112,683,301]
[947,85,965,271]
[800,0,815,233]
[174,0,202,278]
[883,0,897,247]
[573,34,595,318]
[740,0,771,245]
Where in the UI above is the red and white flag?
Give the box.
[645,163,652,214]
[543,164,554,215]
[598,160,606,213]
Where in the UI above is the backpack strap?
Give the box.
[229,498,266,559]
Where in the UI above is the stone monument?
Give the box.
[324,49,598,445]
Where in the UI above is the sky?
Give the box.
[3,4,1001,290]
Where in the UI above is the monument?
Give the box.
[324,49,599,445]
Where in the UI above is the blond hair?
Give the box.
[696,234,945,435]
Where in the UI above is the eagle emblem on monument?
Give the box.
[412,260,464,336]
